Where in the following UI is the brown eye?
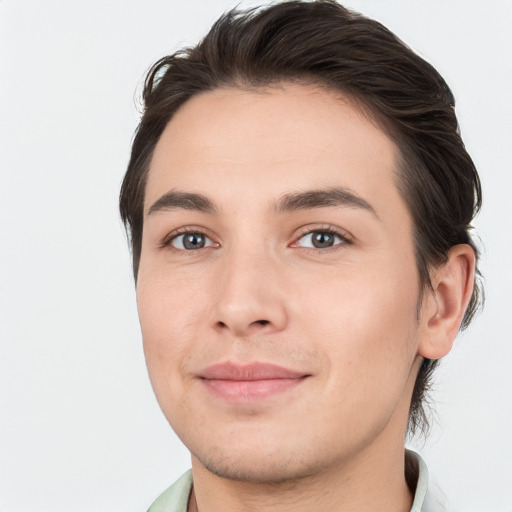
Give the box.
[297,231,345,249]
[171,232,213,250]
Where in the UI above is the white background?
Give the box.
[1,1,511,511]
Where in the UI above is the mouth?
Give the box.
[198,361,310,403]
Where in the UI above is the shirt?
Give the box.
[147,451,447,512]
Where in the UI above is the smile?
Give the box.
[198,362,310,403]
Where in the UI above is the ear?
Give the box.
[418,244,476,360]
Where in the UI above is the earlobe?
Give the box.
[418,244,476,360]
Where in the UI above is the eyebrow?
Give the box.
[274,187,379,218]
[147,190,218,216]
[146,186,378,219]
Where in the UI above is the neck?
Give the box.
[188,434,414,512]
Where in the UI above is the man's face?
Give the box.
[137,84,425,482]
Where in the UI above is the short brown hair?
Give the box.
[120,0,482,436]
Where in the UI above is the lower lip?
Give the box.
[201,377,306,403]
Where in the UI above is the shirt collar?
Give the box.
[408,449,429,512]
[148,451,444,512]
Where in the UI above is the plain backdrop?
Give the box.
[1,1,511,511]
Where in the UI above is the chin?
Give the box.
[195,449,322,484]
[188,428,341,485]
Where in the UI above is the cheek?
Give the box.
[293,264,420,388]
[291,274,420,442]
[136,271,205,392]
[137,262,207,336]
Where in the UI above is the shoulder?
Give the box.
[147,470,193,512]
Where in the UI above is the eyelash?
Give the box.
[160,225,352,253]
[292,225,352,253]
[160,226,217,250]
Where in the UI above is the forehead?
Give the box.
[146,83,407,224]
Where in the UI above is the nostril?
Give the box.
[214,318,274,334]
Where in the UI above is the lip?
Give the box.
[198,362,310,403]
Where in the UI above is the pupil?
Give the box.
[312,232,334,248]
[184,233,205,250]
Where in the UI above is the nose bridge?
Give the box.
[211,240,287,336]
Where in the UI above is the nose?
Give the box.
[210,246,288,337]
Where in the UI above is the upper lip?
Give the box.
[199,362,308,381]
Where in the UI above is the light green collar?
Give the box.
[148,450,440,512]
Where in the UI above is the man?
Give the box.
[119,1,481,511]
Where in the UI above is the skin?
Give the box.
[137,83,475,512]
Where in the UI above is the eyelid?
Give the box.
[160,226,219,249]
[158,224,352,251]
[290,225,353,249]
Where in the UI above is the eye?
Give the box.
[170,232,215,250]
[295,230,346,249]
